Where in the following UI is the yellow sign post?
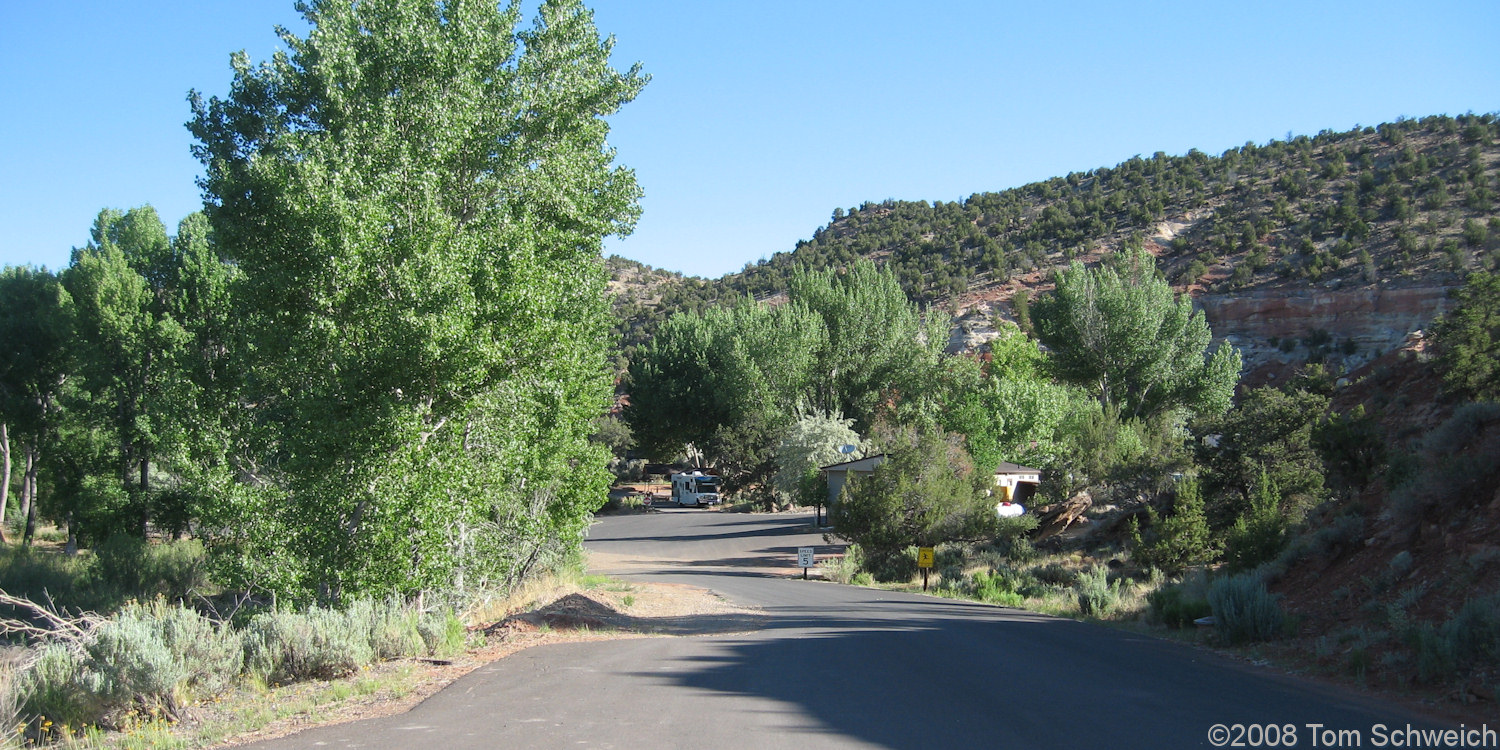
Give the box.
[917,547,935,590]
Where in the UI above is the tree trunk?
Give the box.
[139,350,151,537]
[140,445,150,537]
[64,512,77,556]
[0,422,9,544]
[22,443,37,546]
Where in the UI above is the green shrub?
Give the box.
[93,536,209,602]
[969,570,1025,607]
[1129,479,1217,574]
[993,515,1040,563]
[1410,596,1500,683]
[1208,573,1284,644]
[967,566,1042,606]
[1224,471,1289,573]
[1029,563,1077,587]
[18,645,103,730]
[1074,565,1120,617]
[1147,584,1212,629]
[849,571,874,587]
[348,598,425,660]
[242,608,375,684]
[418,610,468,657]
[0,548,98,612]
[865,546,918,583]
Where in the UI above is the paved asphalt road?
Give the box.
[244,508,1447,749]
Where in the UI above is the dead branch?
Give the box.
[0,588,104,648]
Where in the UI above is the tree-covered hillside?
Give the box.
[611,113,1500,361]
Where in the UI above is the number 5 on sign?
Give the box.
[917,547,934,569]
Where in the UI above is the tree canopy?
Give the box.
[188,0,645,599]
[1032,247,1240,421]
[1434,271,1500,401]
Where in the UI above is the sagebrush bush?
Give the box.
[77,601,241,719]
[1029,563,1077,587]
[153,603,242,699]
[1424,402,1500,455]
[1410,596,1500,683]
[86,609,190,715]
[1208,573,1284,644]
[818,544,863,584]
[243,608,374,684]
[418,610,469,657]
[349,598,425,660]
[0,662,19,749]
[18,645,103,731]
[1074,565,1120,617]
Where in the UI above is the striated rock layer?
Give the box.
[1197,285,1451,371]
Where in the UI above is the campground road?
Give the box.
[242,508,1443,749]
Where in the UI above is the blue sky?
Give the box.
[2,2,1497,279]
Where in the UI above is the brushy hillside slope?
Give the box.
[610,113,1499,369]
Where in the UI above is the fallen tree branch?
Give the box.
[0,588,105,648]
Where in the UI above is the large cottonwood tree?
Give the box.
[189,0,645,599]
[0,266,75,544]
[1032,248,1240,421]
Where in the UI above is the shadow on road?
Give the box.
[628,603,1431,750]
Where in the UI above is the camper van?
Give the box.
[670,471,722,507]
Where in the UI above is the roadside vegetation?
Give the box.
[2,0,1497,738]
[0,0,651,745]
[0,541,666,748]
[790,254,1497,705]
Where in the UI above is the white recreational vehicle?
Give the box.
[670,471,722,507]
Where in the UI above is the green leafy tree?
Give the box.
[772,411,866,513]
[623,298,825,483]
[1128,478,1217,574]
[1030,247,1240,421]
[1198,386,1329,525]
[63,207,194,539]
[189,0,645,600]
[832,422,996,564]
[623,309,736,458]
[0,266,76,543]
[1433,271,1500,401]
[791,260,947,429]
[1223,468,1289,572]
[942,324,1085,474]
